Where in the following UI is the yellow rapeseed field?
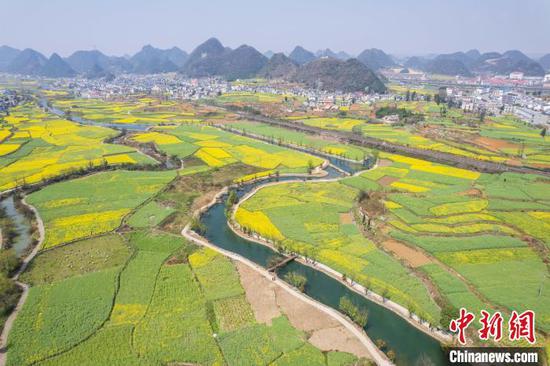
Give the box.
[0,129,11,141]
[196,140,232,148]
[44,208,131,248]
[188,248,218,268]
[131,132,181,145]
[40,197,84,209]
[104,154,137,165]
[0,143,20,156]
[437,248,536,265]
[412,164,480,180]
[385,153,480,180]
[430,200,488,216]
[201,147,232,159]
[110,303,147,325]
[318,249,365,274]
[390,181,430,193]
[384,201,403,209]
[235,207,284,241]
[195,149,225,167]
[234,170,276,183]
[114,117,139,124]
[0,103,150,192]
[528,211,550,222]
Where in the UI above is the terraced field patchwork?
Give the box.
[359,154,550,331]
[9,228,360,365]
[213,295,256,333]
[20,234,131,285]
[0,103,154,191]
[420,264,487,316]
[51,97,204,126]
[7,268,120,366]
[389,232,526,253]
[493,211,550,246]
[437,248,550,332]
[134,263,225,365]
[189,248,245,301]
[38,325,142,366]
[297,117,365,132]
[27,170,176,248]
[235,150,549,331]
[237,181,441,323]
[151,124,324,174]
[228,120,371,160]
[127,200,175,228]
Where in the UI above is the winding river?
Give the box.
[39,98,151,131]
[0,195,33,257]
[38,94,450,365]
[199,165,449,366]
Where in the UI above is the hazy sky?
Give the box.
[1,0,549,57]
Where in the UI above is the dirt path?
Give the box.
[0,197,45,366]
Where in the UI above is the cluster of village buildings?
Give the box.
[0,89,25,114]
[1,72,549,126]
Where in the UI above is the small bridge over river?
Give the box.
[267,255,298,272]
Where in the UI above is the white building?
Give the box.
[509,72,524,80]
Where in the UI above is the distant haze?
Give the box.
[1,0,549,57]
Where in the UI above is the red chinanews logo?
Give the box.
[449,308,536,345]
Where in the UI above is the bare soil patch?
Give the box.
[236,262,370,358]
[474,136,517,152]
[505,158,524,167]
[459,188,482,197]
[237,262,281,324]
[383,240,432,268]
[191,190,218,212]
[531,162,550,169]
[377,159,392,167]
[309,327,370,358]
[377,175,398,186]
[340,212,353,224]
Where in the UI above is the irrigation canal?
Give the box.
[37,95,450,365]
[198,164,450,365]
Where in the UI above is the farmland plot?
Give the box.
[27,170,176,248]
[346,152,550,332]
[0,103,154,192]
[135,124,324,175]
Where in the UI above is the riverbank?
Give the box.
[181,216,392,365]
[0,196,45,366]
[180,162,452,365]
[230,175,453,345]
